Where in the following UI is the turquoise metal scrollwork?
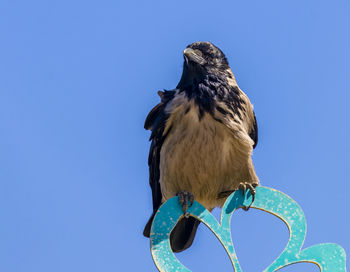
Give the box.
[150,186,346,271]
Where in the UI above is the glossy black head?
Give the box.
[177,42,230,89]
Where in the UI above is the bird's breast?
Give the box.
[159,94,251,209]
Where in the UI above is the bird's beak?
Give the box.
[183,48,205,65]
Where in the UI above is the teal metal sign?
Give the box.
[150,186,346,271]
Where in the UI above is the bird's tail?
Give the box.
[143,213,200,253]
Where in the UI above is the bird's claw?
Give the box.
[177,191,194,217]
[239,182,259,211]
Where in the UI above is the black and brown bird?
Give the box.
[143,42,259,252]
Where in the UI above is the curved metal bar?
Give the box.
[150,186,346,271]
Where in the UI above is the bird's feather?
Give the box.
[143,90,174,237]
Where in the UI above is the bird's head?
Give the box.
[177,41,230,89]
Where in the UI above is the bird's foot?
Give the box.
[239,182,259,211]
[217,182,259,211]
[176,191,194,218]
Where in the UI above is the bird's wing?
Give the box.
[213,85,258,149]
[249,112,258,149]
[144,90,176,214]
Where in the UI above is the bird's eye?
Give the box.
[194,49,203,57]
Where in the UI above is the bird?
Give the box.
[143,41,259,253]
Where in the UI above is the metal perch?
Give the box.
[150,186,346,271]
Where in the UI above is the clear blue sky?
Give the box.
[0,0,349,271]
